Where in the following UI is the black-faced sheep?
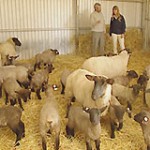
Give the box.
[0,105,25,146]
[34,49,59,70]
[0,37,21,66]
[134,110,150,150]
[66,105,106,150]
[82,49,130,78]
[65,69,114,117]
[30,63,54,100]
[112,83,141,117]
[40,85,61,150]
[60,69,71,94]
[113,70,138,86]
[108,96,126,138]
[3,78,31,110]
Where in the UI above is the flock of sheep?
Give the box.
[0,37,150,150]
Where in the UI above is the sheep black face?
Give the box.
[85,75,113,101]
[12,37,22,46]
[5,55,19,65]
[52,49,59,55]
[127,70,138,78]
[137,75,149,88]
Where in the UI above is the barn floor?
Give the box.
[0,50,150,150]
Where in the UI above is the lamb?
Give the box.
[3,77,31,110]
[113,70,138,86]
[137,74,149,105]
[0,105,25,146]
[0,37,21,66]
[30,63,54,100]
[134,110,150,150]
[108,96,126,138]
[60,69,71,94]
[65,69,114,117]
[40,85,61,150]
[66,105,106,150]
[82,49,130,78]
[34,49,59,70]
[0,65,30,97]
[112,83,141,117]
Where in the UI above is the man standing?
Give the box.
[90,3,106,56]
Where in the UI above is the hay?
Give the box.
[0,51,150,150]
[77,27,143,55]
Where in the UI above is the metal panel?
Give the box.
[0,0,76,59]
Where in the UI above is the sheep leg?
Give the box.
[66,125,74,138]
[0,85,2,98]
[36,89,42,100]
[95,139,100,150]
[41,136,47,150]
[86,139,92,150]
[66,97,75,118]
[18,98,24,111]
[110,121,115,138]
[117,122,123,131]
[61,81,65,94]
[55,133,60,150]
[147,145,150,150]
[5,92,9,105]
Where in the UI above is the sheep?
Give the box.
[0,37,21,66]
[137,74,149,105]
[65,69,114,117]
[34,49,59,70]
[108,96,126,138]
[66,105,106,150]
[82,49,130,78]
[30,63,54,100]
[60,69,71,94]
[0,65,30,98]
[0,105,25,146]
[134,110,150,150]
[112,83,141,117]
[3,77,31,110]
[40,85,61,150]
[113,70,138,86]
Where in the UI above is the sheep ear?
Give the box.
[99,106,107,113]
[85,75,96,81]
[142,116,149,125]
[83,107,90,113]
[106,79,114,85]
[146,89,150,93]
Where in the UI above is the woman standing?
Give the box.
[110,6,126,54]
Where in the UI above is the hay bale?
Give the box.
[77,27,143,55]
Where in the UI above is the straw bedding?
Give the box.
[0,33,150,150]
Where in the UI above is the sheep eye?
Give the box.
[143,116,149,122]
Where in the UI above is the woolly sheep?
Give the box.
[0,105,25,146]
[0,65,30,98]
[40,85,61,150]
[113,70,138,86]
[82,49,130,78]
[0,37,21,66]
[134,110,150,150]
[60,69,71,94]
[112,83,141,117]
[3,78,31,110]
[65,69,113,117]
[30,63,54,100]
[108,96,126,138]
[34,49,59,70]
[66,105,106,150]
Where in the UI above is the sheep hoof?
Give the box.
[111,135,115,139]
[14,141,20,147]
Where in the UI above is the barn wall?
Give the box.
[0,0,144,59]
[0,0,76,59]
